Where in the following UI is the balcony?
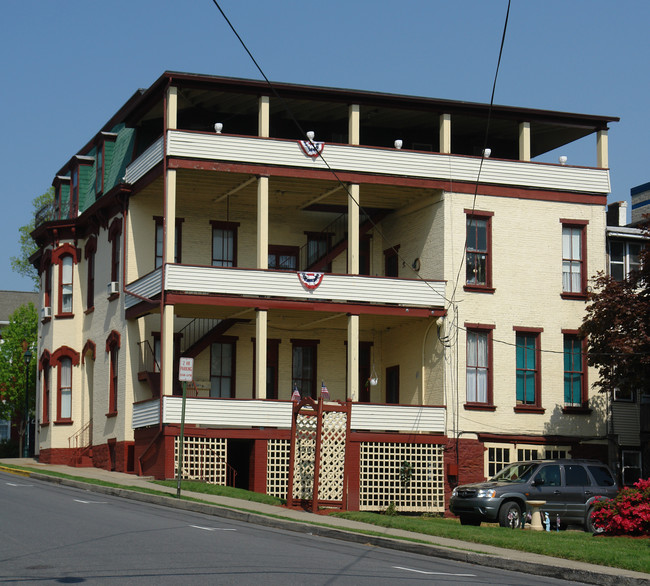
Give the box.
[124,131,611,195]
[132,396,445,433]
[125,264,445,315]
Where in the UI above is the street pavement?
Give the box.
[1,458,648,586]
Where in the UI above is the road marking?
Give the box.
[393,566,476,577]
[190,525,237,532]
[6,482,33,487]
[74,499,108,504]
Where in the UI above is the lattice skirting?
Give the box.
[359,442,445,512]
[267,439,290,498]
[174,436,227,485]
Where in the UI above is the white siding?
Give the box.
[350,403,445,433]
[132,399,161,428]
[124,137,164,184]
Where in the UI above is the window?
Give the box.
[614,387,636,402]
[563,333,586,407]
[252,338,280,399]
[0,419,9,442]
[268,245,298,270]
[386,365,400,404]
[40,354,51,425]
[291,339,318,399]
[106,331,120,415]
[211,221,238,267]
[534,465,561,487]
[465,210,494,291]
[561,221,588,296]
[517,448,540,461]
[108,218,122,290]
[306,232,332,272]
[210,340,236,398]
[384,245,399,278]
[487,447,511,477]
[70,167,79,217]
[466,327,493,406]
[60,255,73,314]
[43,262,52,312]
[154,217,183,268]
[515,329,542,409]
[565,464,590,487]
[85,237,96,311]
[609,240,642,281]
[58,357,72,421]
[621,451,642,486]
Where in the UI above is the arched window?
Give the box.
[106,331,121,416]
[51,346,80,424]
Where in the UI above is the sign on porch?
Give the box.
[179,357,194,381]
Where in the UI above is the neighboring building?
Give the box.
[31,71,617,512]
[0,290,39,448]
[606,199,649,485]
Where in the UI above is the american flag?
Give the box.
[321,381,330,401]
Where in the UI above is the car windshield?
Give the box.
[490,462,539,483]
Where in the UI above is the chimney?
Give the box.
[606,201,628,227]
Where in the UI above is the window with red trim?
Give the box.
[59,255,73,314]
[95,143,104,195]
[514,328,543,411]
[268,245,298,270]
[154,217,183,268]
[305,232,332,272]
[211,221,239,267]
[291,339,318,399]
[85,237,96,311]
[108,218,122,290]
[41,360,51,425]
[57,357,72,422]
[561,220,588,297]
[465,210,494,291]
[106,331,121,415]
[210,338,236,398]
[70,167,79,218]
[466,327,494,406]
[563,333,587,407]
[43,262,52,312]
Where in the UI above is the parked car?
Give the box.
[449,459,618,531]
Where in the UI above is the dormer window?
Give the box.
[70,168,79,217]
[95,143,104,195]
[53,176,71,220]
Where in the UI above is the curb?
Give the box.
[13,470,647,586]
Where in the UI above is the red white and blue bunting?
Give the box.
[297,271,324,290]
[298,140,324,157]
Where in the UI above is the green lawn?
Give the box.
[2,464,648,574]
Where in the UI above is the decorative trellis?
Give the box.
[359,442,445,512]
[174,436,227,485]
[266,439,290,498]
[287,398,350,511]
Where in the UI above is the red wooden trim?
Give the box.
[348,431,446,444]
[464,403,497,411]
[82,339,96,363]
[106,330,121,352]
[561,292,588,301]
[464,208,494,217]
[53,419,73,425]
[513,326,544,333]
[463,285,496,294]
[162,424,291,440]
[107,217,123,241]
[51,242,80,264]
[167,158,609,205]
[513,405,546,414]
[561,328,580,335]
[477,432,580,444]
[51,345,80,366]
[559,218,589,225]
[464,322,496,330]
[165,293,442,317]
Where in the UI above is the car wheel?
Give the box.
[498,501,522,528]
[585,507,605,534]
[459,516,481,526]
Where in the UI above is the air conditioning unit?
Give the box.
[107,281,120,296]
[41,306,52,318]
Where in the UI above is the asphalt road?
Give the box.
[0,470,589,585]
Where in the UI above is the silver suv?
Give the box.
[449,459,617,531]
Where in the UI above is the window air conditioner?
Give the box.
[108,281,120,296]
[42,306,52,318]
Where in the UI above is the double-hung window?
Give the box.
[60,255,73,314]
[561,220,588,297]
[268,245,298,270]
[58,357,72,421]
[154,217,183,268]
[514,328,543,411]
[210,339,236,398]
[211,221,239,267]
[609,240,642,281]
[291,339,318,399]
[106,331,121,415]
[465,210,494,291]
[466,326,494,407]
[85,236,96,311]
[563,332,586,407]
[108,218,122,295]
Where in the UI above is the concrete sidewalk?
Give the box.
[1,458,648,586]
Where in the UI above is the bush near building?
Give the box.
[591,478,650,536]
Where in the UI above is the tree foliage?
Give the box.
[10,187,54,290]
[0,302,38,423]
[580,227,650,396]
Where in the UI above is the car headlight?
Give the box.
[451,487,458,497]
[477,489,496,498]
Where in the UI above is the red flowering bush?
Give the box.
[590,478,650,536]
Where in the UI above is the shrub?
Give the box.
[591,478,650,536]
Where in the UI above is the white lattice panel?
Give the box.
[293,413,317,499]
[174,436,227,485]
[318,411,347,501]
[267,439,290,498]
[359,442,445,512]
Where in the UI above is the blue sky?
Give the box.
[1,1,648,291]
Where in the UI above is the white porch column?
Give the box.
[259,95,270,138]
[255,309,268,399]
[519,121,531,162]
[257,176,269,269]
[347,314,360,401]
[597,129,609,169]
[348,184,359,274]
[440,113,451,153]
[161,85,178,397]
[349,104,360,145]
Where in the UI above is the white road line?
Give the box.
[190,525,237,532]
[393,566,476,577]
[6,482,33,487]
[74,499,108,504]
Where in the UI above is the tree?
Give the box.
[0,302,38,455]
[10,187,55,290]
[580,228,650,396]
